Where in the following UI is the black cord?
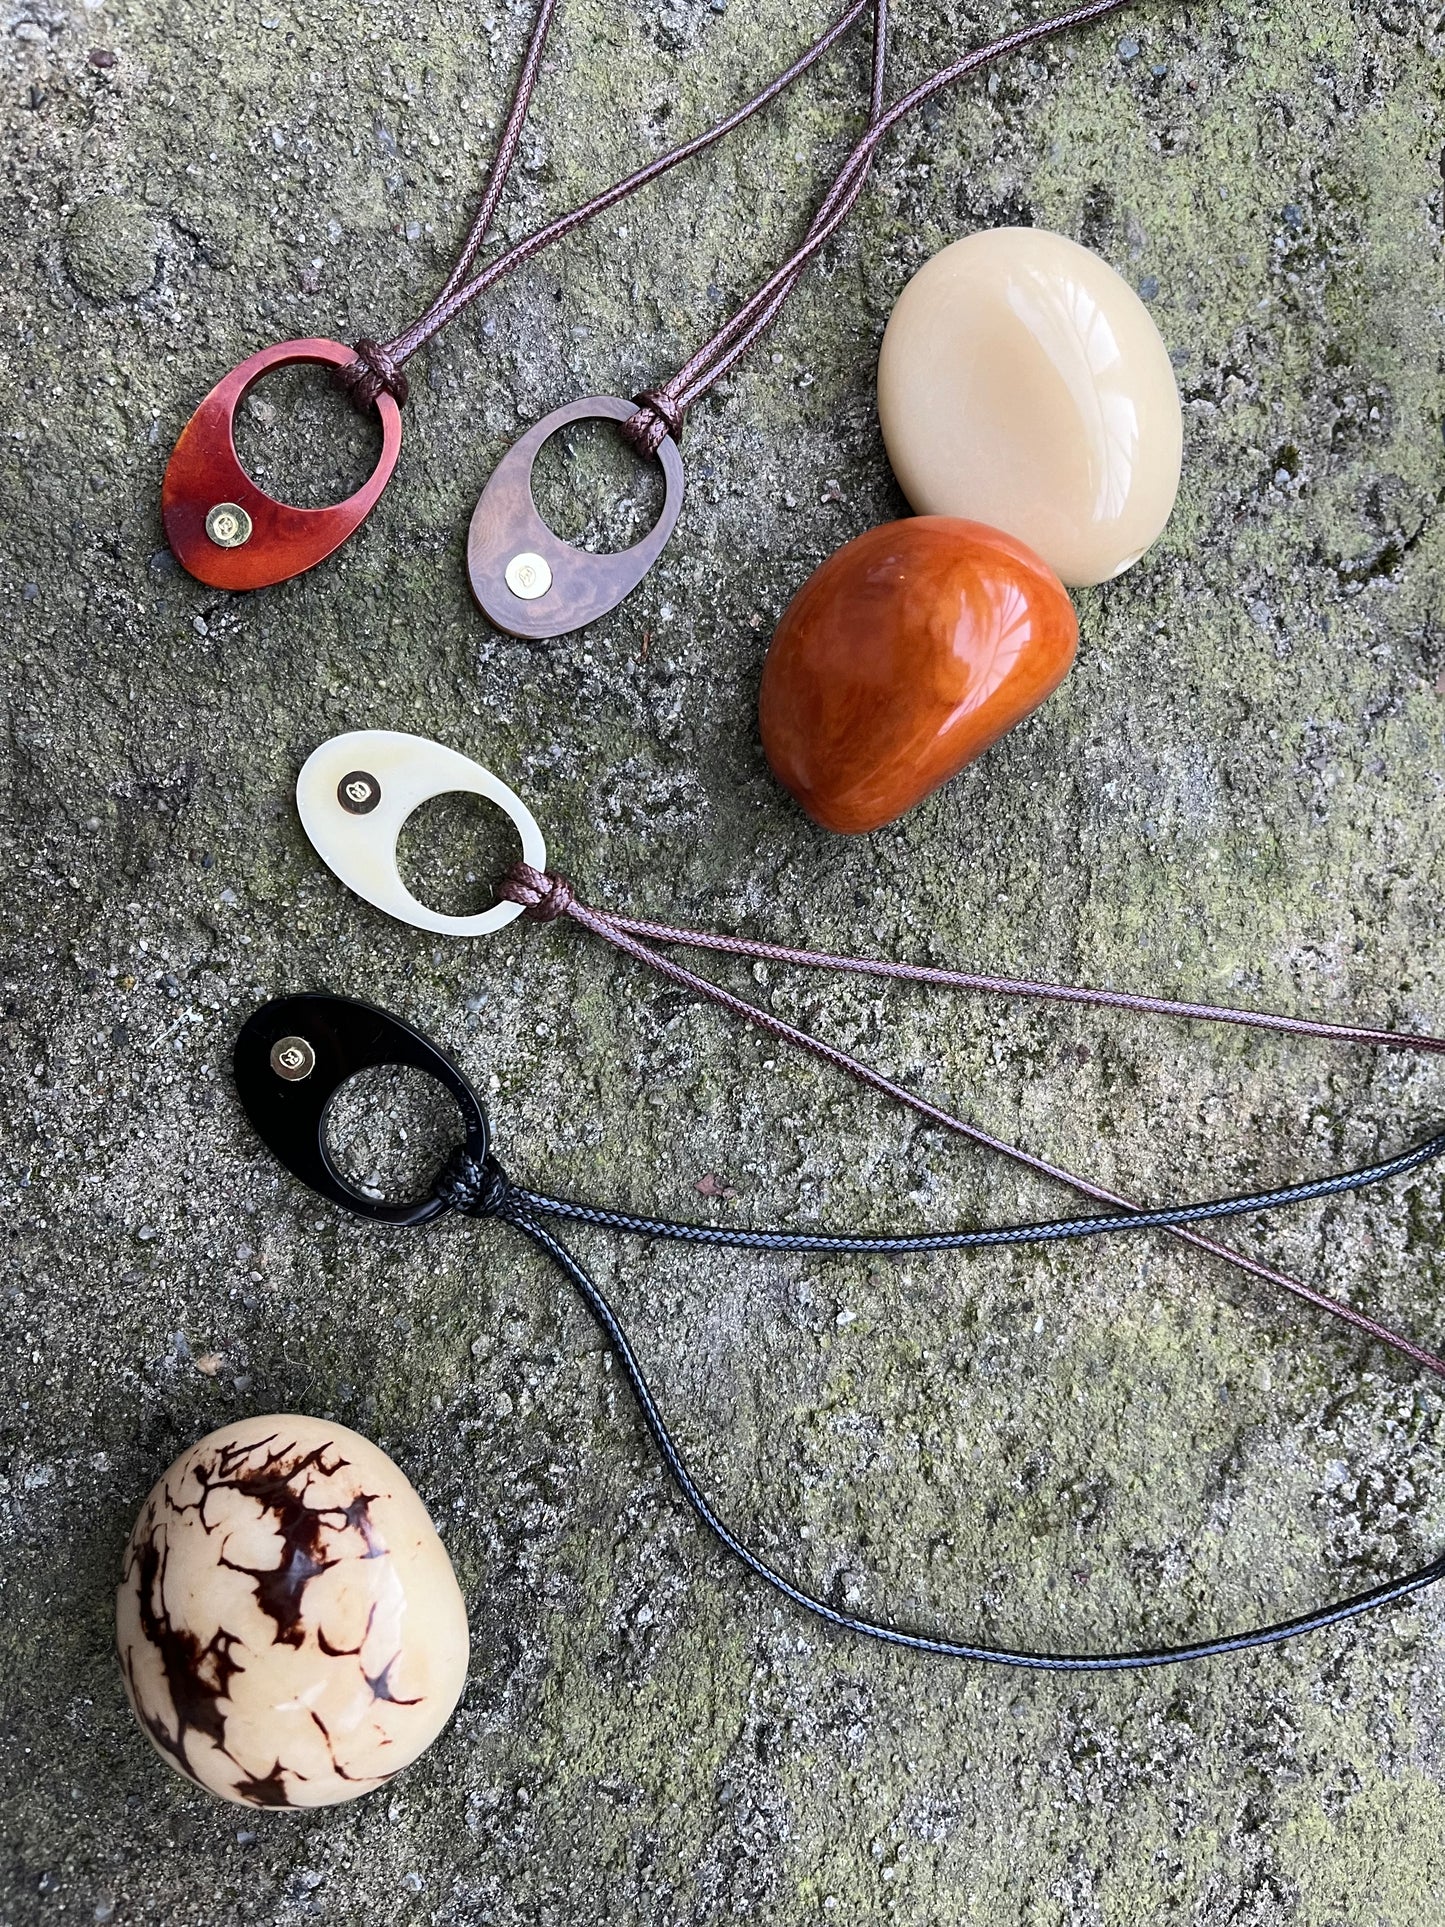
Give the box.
[434,1135,1445,1671]
[505,1127,1445,1253]
[488,1196,1445,1671]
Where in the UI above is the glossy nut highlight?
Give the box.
[759,517,1077,835]
[116,1416,469,1808]
[878,229,1182,587]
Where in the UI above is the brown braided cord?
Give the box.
[338,0,884,407]
[423,0,562,317]
[340,0,1141,420]
[597,910,1445,1058]
[339,0,564,405]
[499,863,1445,1384]
[339,337,411,410]
[622,0,891,457]
[623,0,1139,446]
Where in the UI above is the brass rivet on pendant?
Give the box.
[504,551,552,600]
[269,1035,316,1082]
[205,502,253,549]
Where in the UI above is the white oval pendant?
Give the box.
[296,729,546,937]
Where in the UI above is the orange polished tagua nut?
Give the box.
[759,517,1077,834]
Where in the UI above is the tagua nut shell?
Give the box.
[759,517,1077,835]
[116,1416,469,1809]
[878,228,1182,587]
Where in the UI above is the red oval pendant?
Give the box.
[759,517,1078,835]
[161,339,404,591]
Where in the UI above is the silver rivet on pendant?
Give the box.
[504,551,553,600]
[270,1036,317,1082]
[205,502,253,548]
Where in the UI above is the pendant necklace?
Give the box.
[162,0,1136,633]
[161,0,884,591]
[252,727,1445,1670]
[115,729,1445,1813]
[468,0,1135,637]
[235,984,1445,1677]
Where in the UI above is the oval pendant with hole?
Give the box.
[296,729,546,937]
[162,339,404,592]
[235,992,489,1225]
[466,396,686,639]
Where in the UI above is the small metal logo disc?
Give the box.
[270,1035,317,1082]
[205,502,253,549]
[504,551,553,601]
[336,771,381,815]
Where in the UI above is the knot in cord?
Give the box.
[621,388,686,458]
[501,861,576,922]
[335,338,410,411]
[436,1149,512,1217]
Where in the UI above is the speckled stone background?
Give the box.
[3,0,1444,1918]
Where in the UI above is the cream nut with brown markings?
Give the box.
[116,1415,469,1808]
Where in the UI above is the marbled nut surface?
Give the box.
[116,1416,470,1809]
[759,517,1078,834]
[878,227,1183,587]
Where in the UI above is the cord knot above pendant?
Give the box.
[337,338,411,410]
[622,388,686,458]
[436,1149,514,1218]
[501,862,576,922]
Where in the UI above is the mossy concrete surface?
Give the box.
[3,0,1445,1919]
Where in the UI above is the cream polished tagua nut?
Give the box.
[116,1415,470,1808]
[878,227,1183,587]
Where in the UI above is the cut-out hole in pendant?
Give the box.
[323,1064,468,1207]
[231,361,383,509]
[530,415,665,553]
[395,790,523,920]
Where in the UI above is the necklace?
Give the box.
[161,0,1136,629]
[235,987,1445,1671]
[465,0,1134,638]
[160,0,882,592]
[296,728,1445,1379]
[225,725,1445,1670]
